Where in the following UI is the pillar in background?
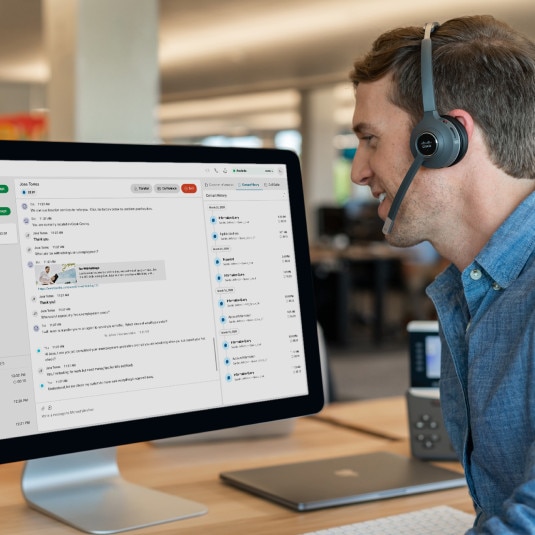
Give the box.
[43,0,159,143]
[300,86,338,242]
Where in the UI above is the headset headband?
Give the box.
[421,22,440,113]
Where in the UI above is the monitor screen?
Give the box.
[0,140,323,533]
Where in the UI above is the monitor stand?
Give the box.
[21,447,207,534]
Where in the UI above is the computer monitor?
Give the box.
[0,140,324,533]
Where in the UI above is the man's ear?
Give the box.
[448,109,474,141]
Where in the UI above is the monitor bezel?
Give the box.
[0,139,324,464]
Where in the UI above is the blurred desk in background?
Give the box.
[310,243,405,345]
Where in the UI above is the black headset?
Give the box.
[383,22,468,235]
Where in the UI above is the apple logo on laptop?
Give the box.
[334,468,360,478]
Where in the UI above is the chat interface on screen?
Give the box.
[0,159,308,439]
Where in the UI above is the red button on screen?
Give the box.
[181,184,197,194]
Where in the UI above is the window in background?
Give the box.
[274,129,301,155]
[201,135,262,148]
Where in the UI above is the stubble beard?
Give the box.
[382,200,431,249]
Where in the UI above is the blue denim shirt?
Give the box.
[427,191,535,533]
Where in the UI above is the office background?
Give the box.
[1,0,533,401]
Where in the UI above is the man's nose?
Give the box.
[350,149,372,186]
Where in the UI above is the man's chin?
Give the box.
[384,227,422,249]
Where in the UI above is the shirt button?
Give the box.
[470,269,482,280]
[492,282,502,291]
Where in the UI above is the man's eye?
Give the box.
[360,135,376,145]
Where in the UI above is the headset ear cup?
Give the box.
[441,115,468,165]
[410,113,469,168]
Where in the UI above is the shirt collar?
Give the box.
[475,190,535,289]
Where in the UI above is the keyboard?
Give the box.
[300,505,475,535]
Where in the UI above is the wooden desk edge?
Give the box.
[316,396,410,441]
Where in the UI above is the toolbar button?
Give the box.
[181,183,197,194]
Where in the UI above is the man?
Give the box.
[350,15,535,533]
[39,265,54,285]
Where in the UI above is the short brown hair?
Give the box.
[350,15,535,178]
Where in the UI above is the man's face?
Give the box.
[350,75,435,247]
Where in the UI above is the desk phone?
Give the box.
[406,321,458,461]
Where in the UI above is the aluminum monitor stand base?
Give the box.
[21,447,207,534]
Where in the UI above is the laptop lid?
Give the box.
[220,451,466,511]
